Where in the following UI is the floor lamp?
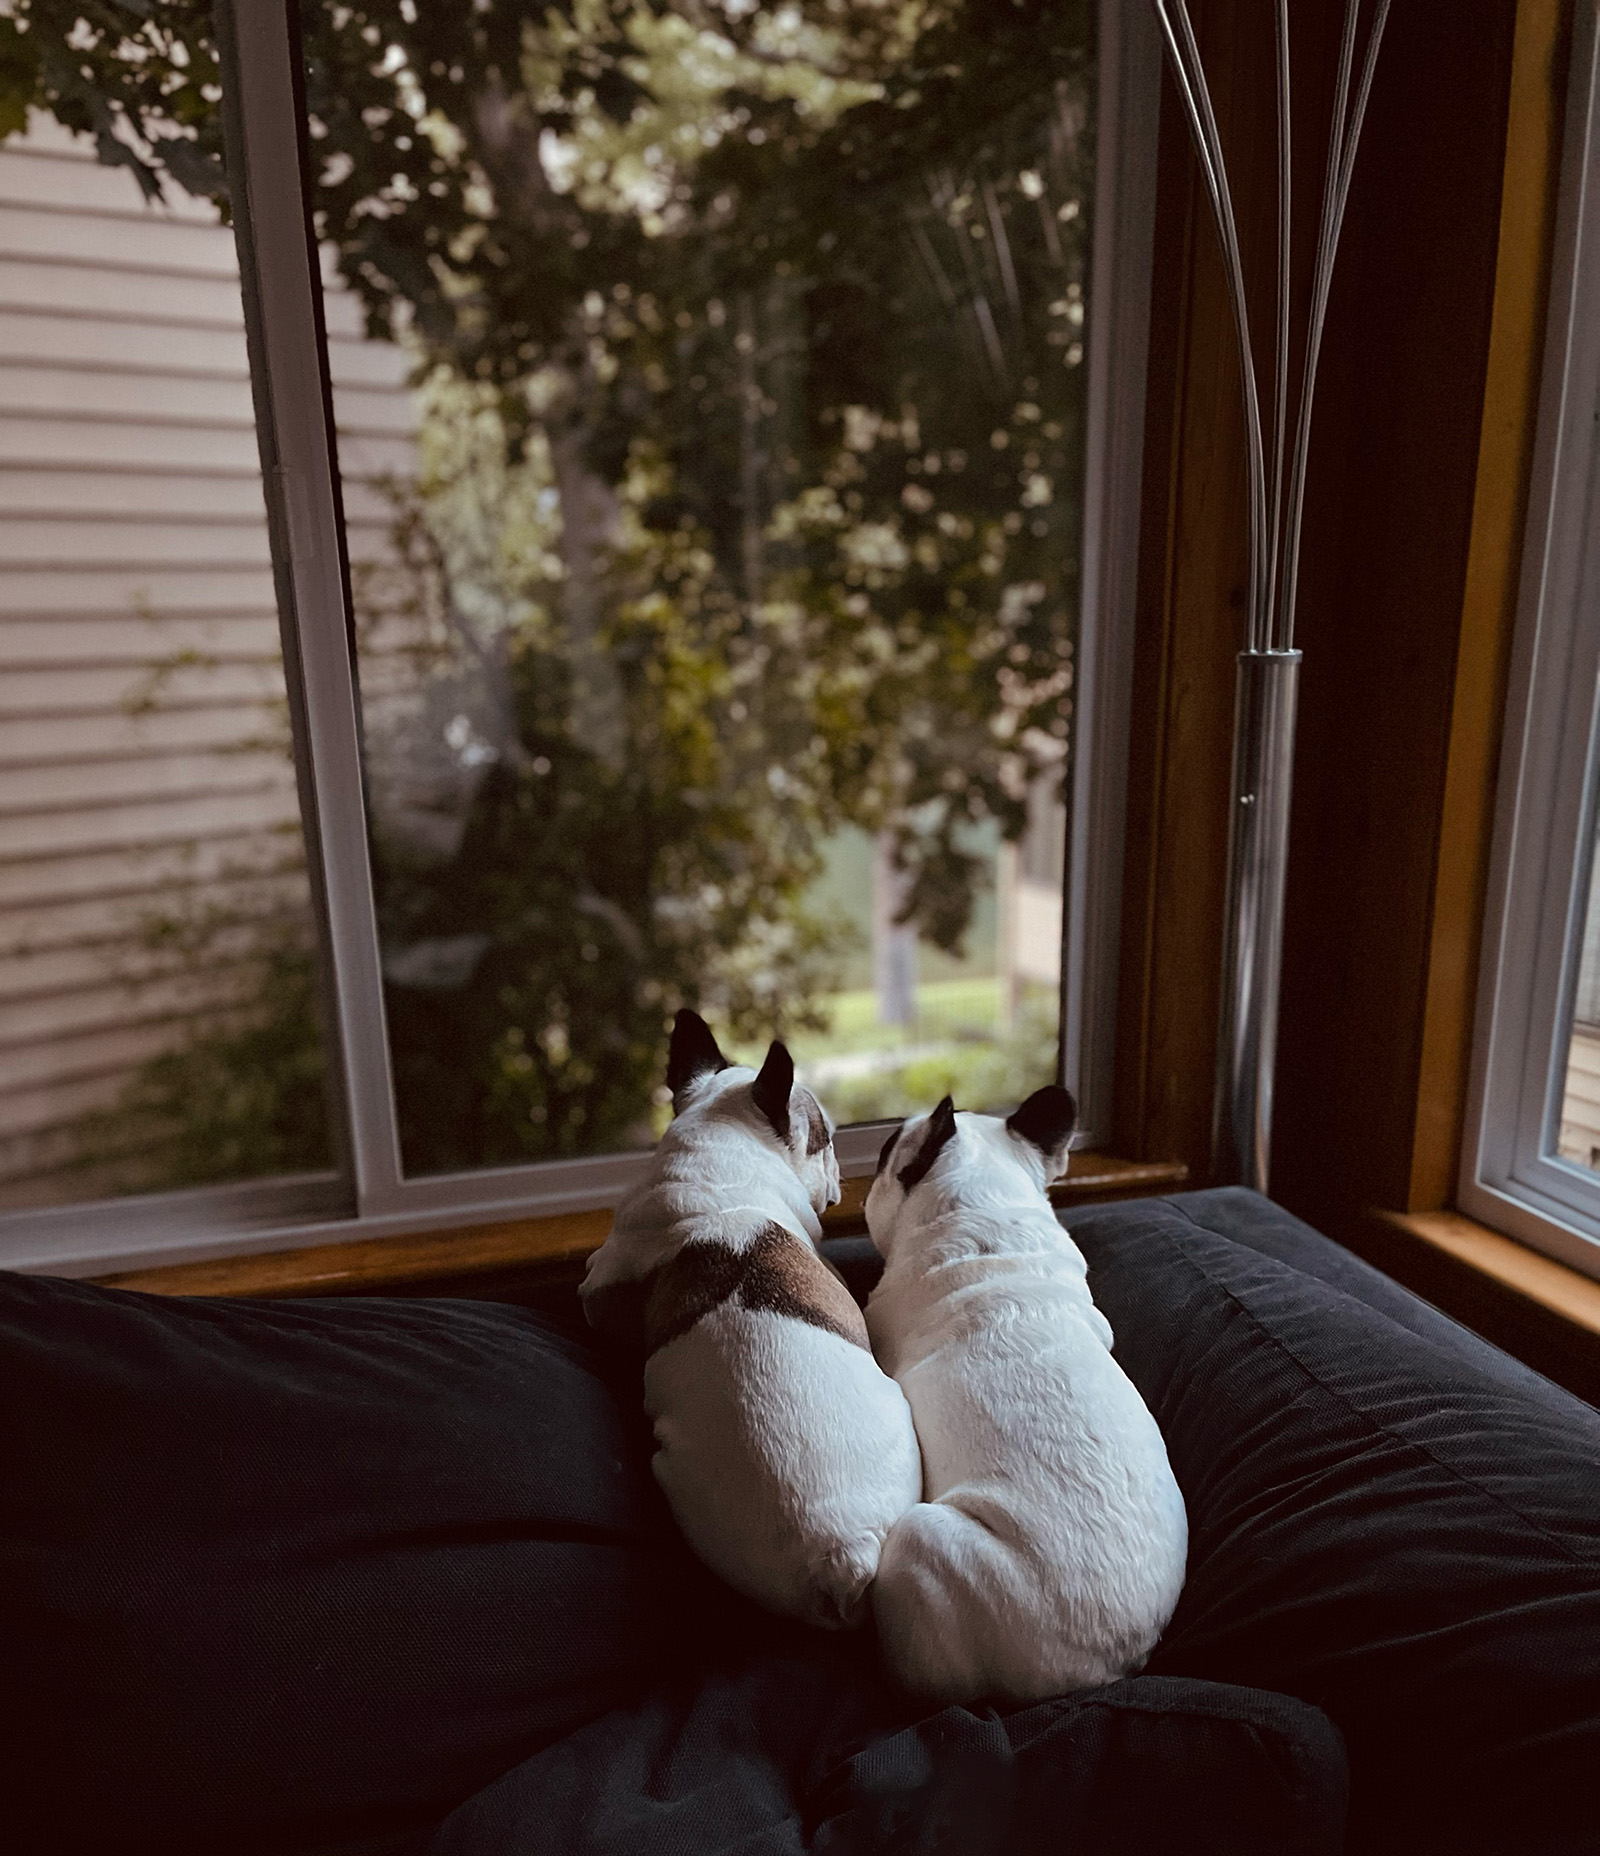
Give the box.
[1150,0,1392,1191]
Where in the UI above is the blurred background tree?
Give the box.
[3,0,1092,1176]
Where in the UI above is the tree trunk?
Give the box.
[873,830,917,1028]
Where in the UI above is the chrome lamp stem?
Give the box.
[1212,649,1301,1192]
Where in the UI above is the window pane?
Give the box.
[1557,814,1600,1173]
[307,0,1091,1174]
[0,102,334,1211]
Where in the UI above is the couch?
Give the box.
[2,1188,1596,1855]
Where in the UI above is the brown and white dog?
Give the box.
[580,1010,921,1629]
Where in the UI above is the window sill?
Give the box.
[93,1152,1189,1302]
[1367,1207,1600,1405]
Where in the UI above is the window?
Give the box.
[0,85,340,1230]
[0,0,1159,1276]
[1461,0,1600,1282]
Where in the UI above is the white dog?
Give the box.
[865,1087,1188,1703]
[580,1010,921,1629]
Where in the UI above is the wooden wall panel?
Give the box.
[1272,0,1529,1232]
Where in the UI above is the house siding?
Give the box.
[0,116,414,1208]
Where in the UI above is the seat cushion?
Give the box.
[429,1638,1347,1856]
[0,1270,693,1856]
[1064,1194,1600,1856]
[1151,1185,1594,1418]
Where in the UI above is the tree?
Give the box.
[5,0,1094,1175]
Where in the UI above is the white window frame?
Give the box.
[0,0,1161,1279]
[1461,0,1600,1284]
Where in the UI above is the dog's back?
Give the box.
[645,1219,918,1627]
[865,1091,1188,1701]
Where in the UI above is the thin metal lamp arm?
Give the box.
[1266,0,1292,639]
[1152,0,1271,651]
[1278,0,1393,651]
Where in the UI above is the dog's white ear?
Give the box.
[898,1095,957,1190]
[667,1009,730,1112]
[750,1040,794,1142]
[1005,1085,1078,1179]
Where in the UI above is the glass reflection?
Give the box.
[0,77,332,1209]
[308,0,1093,1173]
[1558,832,1600,1172]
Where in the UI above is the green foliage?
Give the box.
[21,0,1095,1180]
[70,903,332,1192]
[348,374,850,1171]
[0,2,226,204]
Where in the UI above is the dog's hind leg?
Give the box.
[870,1498,1015,1703]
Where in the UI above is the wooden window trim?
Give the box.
[92,1154,1187,1301]
[1408,0,1574,1210]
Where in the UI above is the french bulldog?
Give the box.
[581,1009,921,1628]
[864,1087,1188,1701]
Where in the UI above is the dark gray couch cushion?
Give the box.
[1063,1192,1600,1856]
[1149,1185,1591,1417]
[0,1272,689,1856]
[430,1648,1348,1856]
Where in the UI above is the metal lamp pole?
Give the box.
[1150,0,1391,1190]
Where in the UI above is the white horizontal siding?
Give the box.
[0,417,268,472]
[0,658,286,715]
[0,466,272,520]
[0,125,222,218]
[0,833,303,913]
[0,782,304,866]
[0,256,249,325]
[0,113,420,1209]
[0,362,257,422]
[3,745,296,815]
[0,309,250,373]
[1558,1025,1600,1171]
[0,520,277,570]
[2,879,307,969]
[0,701,289,765]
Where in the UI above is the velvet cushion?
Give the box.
[1145,1186,1592,1418]
[1065,1193,1600,1856]
[0,1271,687,1856]
[430,1640,1347,1856]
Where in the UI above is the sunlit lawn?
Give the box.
[722,976,1056,1126]
[785,976,1003,1062]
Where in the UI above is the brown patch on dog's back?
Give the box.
[739,1224,866,1345]
[643,1242,744,1354]
[645,1223,868,1355]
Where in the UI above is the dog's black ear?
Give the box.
[898,1095,957,1191]
[874,1121,905,1177]
[1006,1084,1078,1176]
[750,1040,794,1142]
[667,1009,730,1112]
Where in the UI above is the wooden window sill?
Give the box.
[1367,1207,1600,1405]
[93,1152,1189,1302]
